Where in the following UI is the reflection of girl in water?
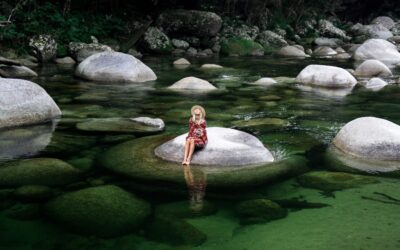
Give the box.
[183,165,207,212]
[182,105,208,165]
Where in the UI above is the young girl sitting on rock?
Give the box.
[182,105,208,165]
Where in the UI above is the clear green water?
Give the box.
[1,56,400,249]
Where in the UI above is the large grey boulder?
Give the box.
[333,117,400,160]
[371,16,396,30]
[353,39,400,61]
[157,9,222,37]
[155,127,274,166]
[295,65,357,88]
[168,77,217,90]
[75,52,157,83]
[0,78,61,129]
[44,185,151,237]
[357,24,393,40]
[354,59,392,77]
[276,46,308,57]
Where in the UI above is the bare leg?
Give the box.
[187,139,195,164]
[183,139,191,164]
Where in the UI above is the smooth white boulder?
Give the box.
[276,46,308,57]
[250,78,277,86]
[353,39,400,61]
[173,58,190,65]
[0,78,61,129]
[312,46,337,57]
[75,51,157,83]
[295,65,357,88]
[168,77,217,90]
[364,77,388,91]
[154,127,274,166]
[354,59,392,77]
[333,117,400,160]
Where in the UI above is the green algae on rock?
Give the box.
[0,158,82,187]
[296,171,379,191]
[44,185,151,238]
[98,134,309,188]
[144,214,207,246]
[235,199,288,225]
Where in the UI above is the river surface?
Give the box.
[1,55,400,250]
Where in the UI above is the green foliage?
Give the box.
[0,2,127,56]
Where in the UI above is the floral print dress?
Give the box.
[186,118,208,149]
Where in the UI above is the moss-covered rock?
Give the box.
[0,158,82,187]
[44,185,151,237]
[235,199,288,225]
[221,38,264,56]
[98,134,309,189]
[296,171,379,191]
[5,202,41,220]
[145,214,207,246]
[13,185,54,202]
[155,200,218,218]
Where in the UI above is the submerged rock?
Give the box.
[75,52,157,83]
[145,214,207,246]
[0,78,61,129]
[353,39,400,61]
[13,185,54,202]
[333,117,400,161]
[296,171,379,191]
[44,185,151,237]
[295,65,357,88]
[200,64,223,69]
[98,134,308,188]
[0,158,82,187]
[168,76,217,90]
[155,127,274,166]
[157,9,222,37]
[354,59,392,77]
[76,117,164,134]
[235,199,288,225]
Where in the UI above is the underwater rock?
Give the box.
[155,200,218,218]
[235,199,288,225]
[145,214,207,246]
[0,78,61,129]
[0,158,82,187]
[221,38,264,56]
[155,127,274,166]
[75,51,157,83]
[354,59,392,77]
[45,185,151,237]
[98,134,309,188]
[295,65,357,88]
[364,77,388,91]
[250,77,277,86]
[13,185,54,202]
[353,39,400,61]
[76,117,164,134]
[5,202,41,220]
[296,171,379,191]
[54,56,76,64]
[173,58,190,65]
[0,65,37,77]
[276,45,308,57]
[157,9,222,37]
[231,118,288,132]
[168,76,217,90]
[333,117,400,161]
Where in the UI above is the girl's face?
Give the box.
[194,109,201,119]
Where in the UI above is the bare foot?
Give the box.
[182,160,187,165]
